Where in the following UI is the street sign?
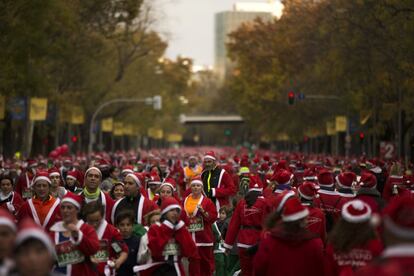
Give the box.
[380,142,396,160]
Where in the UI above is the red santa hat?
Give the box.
[61,192,83,209]
[160,177,177,191]
[303,168,317,181]
[298,181,320,200]
[160,197,182,216]
[85,166,102,179]
[204,151,216,161]
[341,199,371,223]
[359,172,377,189]
[126,173,142,187]
[66,170,79,181]
[273,169,293,185]
[48,167,60,178]
[148,172,162,185]
[336,171,356,189]
[15,218,55,256]
[31,170,51,187]
[317,170,334,187]
[97,159,111,169]
[191,176,203,186]
[258,163,269,174]
[0,209,17,232]
[248,175,263,192]
[27,159,38,168]
[383,196,414,239]
[282,197,309,222]
[121,165,134,175]
[274,190,296,213]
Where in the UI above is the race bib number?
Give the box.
[92,240,109,263]
[162,239,181,256]
[22,188,32,199]
[56,241,85,266]
[188,216,204,232]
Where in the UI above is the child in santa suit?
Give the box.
[137,197,199,276]
[0,174,23,218]
[357,196,414,275]
[49,192,100,276]
[224,174,271,276]
[184,177,218,276]
[253,196,324,276]
[325,199,383,275]
[83,201,128,275]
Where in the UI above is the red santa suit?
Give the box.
[0,191,23,218]
[314,185,341,232]
[224,175,271,276]
[50,220,100,276]
[15,170,35,199]
[184,191,217,276]
[253,198,324,276]
[111,193,158,226]
[93,220,129,275]
[382,175,404,201]
[135,197,199,276]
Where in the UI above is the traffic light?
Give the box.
[71,136,78,143]
[288,91,295,105]
[359,132,365,142]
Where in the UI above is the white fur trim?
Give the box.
[32,176,51,185]
[335,175,352,189]
[160,182,175,191]
[61,197,81,209]
[282,208,309,222]
[85,167,102,178]
[161,204,182,216]
[0,218,16,232]
[204,155,216,161]
[126,173,141,186]
[191,179,203,186]
[66,175,77,180]
[276,190,295,213]
[16,229,55,257]
[298,189,314,201]
[249,188,263,192]
[162,220,175,230]
[342,200,371,223]
[384,217,414,239]
[175,220,185,230]
[382,244,414,258]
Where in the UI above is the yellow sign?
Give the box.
[101,118,113,132]
[326,121,336,136]
[276,133,289,141]
[0,96,5,120]
[123,124,134,135]
[335,116,347,132]
[71,106,84,124]
[167,133,183,142]
[29,98,48,121]
[148,128,163,139]
[113,122,124,136]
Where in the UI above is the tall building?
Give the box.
[214,3,277,81]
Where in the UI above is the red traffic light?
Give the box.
[359,132,365,140]
[288,91,295,105]
[71,136,78,143]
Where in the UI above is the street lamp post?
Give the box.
[88,96,162,157]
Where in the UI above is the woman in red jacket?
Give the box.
[325,199,383,276]
[141,197,199,276]
[50,192,100,276]
[224,174,271,276]
[184,176,217,276]
[253,196,325,276]
[0,174,23,218]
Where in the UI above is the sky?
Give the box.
[155,0,282,68]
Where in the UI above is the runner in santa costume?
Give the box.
[65,170,83,195]
[0,174,23,218]
[201,151,236,214]
[356,172,386,214]
[49,167,67,199]
[325,200,383,276]
[298,181,327,243]
[253,196,324,276]
[135,197,199,276]
[13,218,56,276]
[17,171,61,232]
[184,176,217,276]
[83,201,128,275]
[313,169,341,232]
[15,159,37,200]
[50,192,100,276]
[80,167,114,222]
[0,209,16,275]
[111,173,158,226]
[382,162,405,201]
[356,195,414,275]
[143,172,162,201]
[224,174,271,276]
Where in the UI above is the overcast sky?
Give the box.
[156,0,280,67]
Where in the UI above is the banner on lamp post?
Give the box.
[101,118,113,132]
